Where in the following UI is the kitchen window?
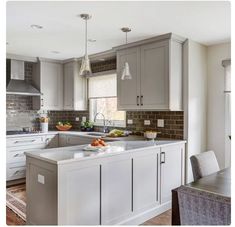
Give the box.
[88,72,126,127]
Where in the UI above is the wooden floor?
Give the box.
[6,207,171,225]
[6,207,26,225]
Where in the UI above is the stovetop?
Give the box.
[6,130,41,135]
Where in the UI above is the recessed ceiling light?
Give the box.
[88,39,96,42]
[30,24,43,29]
[51,51,60,54]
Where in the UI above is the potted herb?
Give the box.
[81,120,94,131]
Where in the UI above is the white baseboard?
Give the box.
[118,201,171,225]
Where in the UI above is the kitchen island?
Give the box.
[25,140,186,225]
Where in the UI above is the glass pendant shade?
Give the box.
[121,62,132,80]
[79,14,92,77]
[79,54,92,77]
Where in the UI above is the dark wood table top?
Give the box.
[186,168,231,198]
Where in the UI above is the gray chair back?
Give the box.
[190,151,220,181]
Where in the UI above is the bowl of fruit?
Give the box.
[56,121,72,131]
[83,139,109,151]
[144,130,157,140]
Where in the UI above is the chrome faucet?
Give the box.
[94,112,109,133]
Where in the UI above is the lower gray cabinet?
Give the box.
[26,142,186,225]
[67,135,93,146]
[133,148,160,212]
[63,165,100,225]
[101,157,132,225]
[160,144,185,203]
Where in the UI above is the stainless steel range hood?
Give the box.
[6,59,41,96]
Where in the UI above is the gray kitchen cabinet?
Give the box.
[58,134,67,147]
[117,47,141,110]
[58,163,100,225]
[6,134,58,181]
[101,157,132,225]
[63,60,87,110]
[116,33,184,111]
[140,41,169,109]
[160,143,185,203]
[67,135,92,146]
[32,59,63,110]
[133,148,160,212]
[26,141,186,225]
[6,135,47,181]
[45,134,59,148]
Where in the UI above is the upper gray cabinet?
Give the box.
[32,59,63,110]
[117,47,141,110]
[63,60,87,111]
[115,33,184,111]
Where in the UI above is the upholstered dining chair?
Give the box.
[190,150,220,181]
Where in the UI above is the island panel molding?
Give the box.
[25,141,186,225]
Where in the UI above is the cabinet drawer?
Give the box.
[7,143,46,152]
[7,162,26,181]
[7,136,45,147]
[7,146,45,164]
[7,150,26,164]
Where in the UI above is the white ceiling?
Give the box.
[6,1,231,60]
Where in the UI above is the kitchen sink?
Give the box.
[86,132,105,137]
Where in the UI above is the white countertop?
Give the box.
[6,130,160,141]
[25,140,186,165]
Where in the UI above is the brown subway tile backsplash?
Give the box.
[47,111,89,130]
[6,60,184,139]
[125,111,184,139]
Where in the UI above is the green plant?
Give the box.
[81,120,94,128]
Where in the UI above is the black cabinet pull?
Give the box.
[137,96,139,106]
[140,95,143,106]
[160,152,166,164]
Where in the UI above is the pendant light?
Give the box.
[121,27,132,80]
[79,14,92,77]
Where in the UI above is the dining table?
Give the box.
[172,168,231,225]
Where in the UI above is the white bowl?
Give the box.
[144,131,157,139]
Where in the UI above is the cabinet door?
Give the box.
[58,165,100,225]
[40,61,63,110]
[63,62,74,110]
[66,135,93,146]
[101,158,132,224]
[45,135,58,148]
[133,148,160,212]
[117,47,141,110]
[140,41,169,109]
[160,144,184,203]
[58,134,67,147]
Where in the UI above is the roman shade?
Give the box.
[88,73,117,98]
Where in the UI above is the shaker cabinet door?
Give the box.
[140,41,169,110]
[40,61,63,110]
[101,158,132,224]
[63,62,74,110]
[117,47,141,110]
[133,148,160,211]
[160,144,184,203]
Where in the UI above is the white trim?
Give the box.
[88,69,116,78]
[6,53,37,62]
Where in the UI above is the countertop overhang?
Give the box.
[25,140,186,165]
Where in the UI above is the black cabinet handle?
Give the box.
[140,95,143,106]
[137,96,139,106]
[160,152,166,164]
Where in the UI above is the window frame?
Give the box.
[88,72,126,128]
